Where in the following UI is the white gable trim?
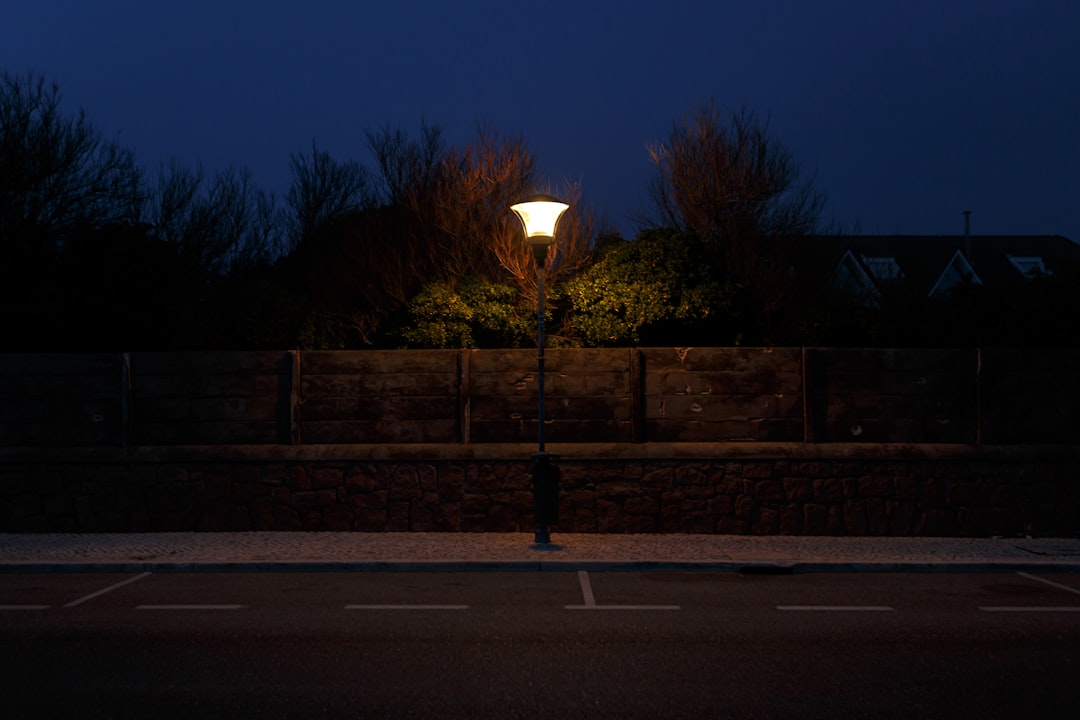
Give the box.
[830,249,880,303]
[928,250,983,297]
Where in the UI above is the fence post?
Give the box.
[458,349,472,445]
[975,347,982,446]
[121,352,132,450]
[801,347,809,444]
[631,348,645,443]
[290,350,302,445]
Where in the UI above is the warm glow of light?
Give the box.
[511,196,570,239]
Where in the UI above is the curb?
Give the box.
[4,560,1080,574]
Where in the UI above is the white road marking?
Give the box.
[1018,572,1080,596]
[565,571,680,611]
[0,605,50,611]
[577,571,596,607]
[345,605,469,610]
[566,604,682,610]
[136,605,245,610]
[979,607,1080,613]
[777,606,894,612]
[64,572,152,608]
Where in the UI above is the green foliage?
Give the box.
[562,229,738,346]
[399,277,534,348]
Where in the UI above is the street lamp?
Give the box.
[511,194,569,544]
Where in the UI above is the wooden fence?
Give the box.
[1,348,1078,448]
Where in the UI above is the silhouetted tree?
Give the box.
[648,103,824,342]
[390,126,601,348]
[145,161,279,276]
[279,204,416,347]
[0,72,143,255]
[0,72,146,349]
[366,122,445,208]
[283,141,372,251]
[279,123,600,347]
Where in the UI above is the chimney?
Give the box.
[963,210,972,260]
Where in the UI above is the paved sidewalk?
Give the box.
[2,532,1079,573]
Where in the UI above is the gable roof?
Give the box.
[797,234,1080,297]
[928,249,982,296]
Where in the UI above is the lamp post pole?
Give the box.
[535,251,548,453]
[510,195,569,545]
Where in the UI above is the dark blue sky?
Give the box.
[5,0,1078,242]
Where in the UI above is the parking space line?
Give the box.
[980,608,1080,613]
[565,571,680,611]
[345,605,469,610]
[63,572,152,608]
[1018,572,1080,596]
[0,605,50,611]
[577,571,596,606]
[136,605,245,610]
[566,604,682,610]
[777,606,894,612]
[978,607,1080,613]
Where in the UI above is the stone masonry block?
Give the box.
[843,499,869,535]
[858,475,894,498]
[624,495,660,515]
[782,477,812,502]
[676,466,709,485]
[779,504,802,535]
[641,468,675,489]
[752,506,779,534]
[285,465,310,491]
[740,463,773,479]
[390,467,421,499]
[418,464,439,491]
[311,467,343,490]
[803,504,829,535]
[754,480,784,503]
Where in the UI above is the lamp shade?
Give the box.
[511,195,569,241]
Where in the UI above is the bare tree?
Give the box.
[366,122,444,207]
[648,102,824,340]
[493,179,598,305]
[427,126,535,281]
[364,123,596,299]
[418,125,596,302]
[284,141,371,250]
[0,72,142,256]
[284,123,599,346]
[146,161,278,275]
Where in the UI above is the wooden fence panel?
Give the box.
[980,348,1080,444]
[2,348,1071,449]
[130,352,292,445]
[641,348,804,442]
[300,350,460,443]
[806,348,977,443]
[0,354,125,446]
[468,349,633,443]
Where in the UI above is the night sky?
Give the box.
[4,0,1079,242]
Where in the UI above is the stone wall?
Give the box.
[2,444,1076,536]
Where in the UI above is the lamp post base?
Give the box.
[531,451,560,546]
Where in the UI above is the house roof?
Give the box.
[795,234,1080,297]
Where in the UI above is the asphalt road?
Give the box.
[1,570,1078,719]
